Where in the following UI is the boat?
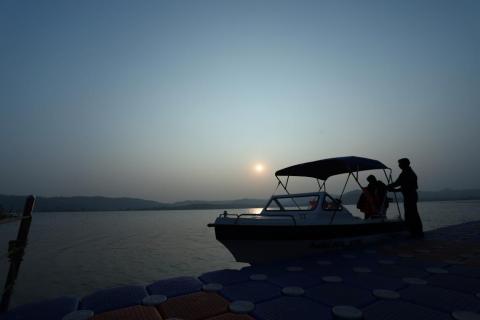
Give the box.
[208,156,408,263]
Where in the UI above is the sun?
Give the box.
[254,163,264,173]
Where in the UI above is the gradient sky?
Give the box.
[1,0,479,202]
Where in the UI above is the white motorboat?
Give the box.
[208,156,407,263]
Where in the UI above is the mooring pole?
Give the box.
[0,195,35,313]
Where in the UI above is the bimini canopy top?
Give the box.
[275,156,388,180]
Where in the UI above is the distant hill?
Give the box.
[0,195,266,212]
[1,189,480,212]
[418,189,480,201]
[0,195,165,212]
[163,199,267,210]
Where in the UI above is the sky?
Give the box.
[1,0,479,202]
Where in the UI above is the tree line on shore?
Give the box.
[1,188,480,213]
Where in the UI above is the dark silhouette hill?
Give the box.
[0,195,265,212]
[0,195,164,212]
[1,189,480,212]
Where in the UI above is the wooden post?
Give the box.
[0,195,35,313]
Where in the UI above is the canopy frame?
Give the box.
[274,157,402,223]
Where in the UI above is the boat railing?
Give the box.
[218,213,297,226]
[238,213,297,226]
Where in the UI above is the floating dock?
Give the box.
[2,221,480,320]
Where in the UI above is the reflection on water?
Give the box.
[0,201,479,307]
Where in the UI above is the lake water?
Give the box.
[1,200,480,307]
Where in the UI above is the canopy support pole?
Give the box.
[276,176,290,195]
[338,173,350,200]
[352,172,363,189]
[272,179,281,194]
[275,176,302,210]
[329,173,350,224]
[384,169,402,219]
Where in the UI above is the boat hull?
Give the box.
[212,220,406,240]
[211,220,408,263]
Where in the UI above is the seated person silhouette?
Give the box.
[357,175,388,219]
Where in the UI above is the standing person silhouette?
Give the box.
[388,158,423,238]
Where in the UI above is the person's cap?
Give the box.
[367,175,376,182]
[398,158,410,166]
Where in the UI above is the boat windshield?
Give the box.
[265,195,320,211]
[322,194,343,211]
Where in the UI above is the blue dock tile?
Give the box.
[346,273,406,291]
[306,263,346,276]
[309,254,358,265]
[448,265,480,279]
[79,285,147,314]
[343,260,383,271]
[245,261,314,275]
[428,274,480,294]
[304,259,356,279]
[200,269,250,286]
[395,257,448,269]
[147,276,202,297]
[1,296,78,320]
[220,281,281,303]
[305,283,375,307]
[400,285,480,313]
[241,265,282,275]
[290,255,328,264]
[253,296,331,320]
[305,253,367,267]
[317,263,377,277]
[362,300,452,320]
[376,264,428,279]
[267,272,323,288]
